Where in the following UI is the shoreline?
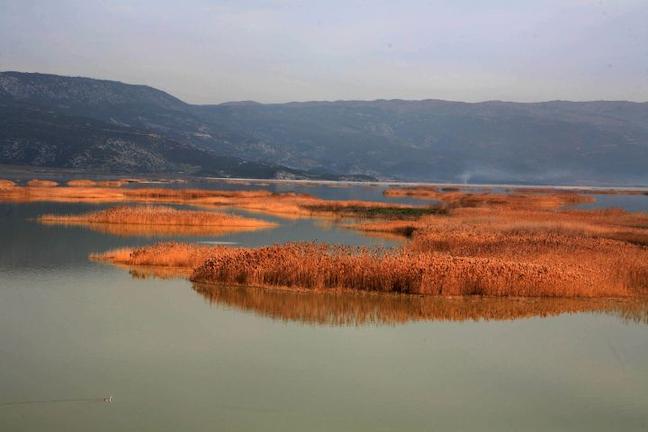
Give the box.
[1,163,647,191]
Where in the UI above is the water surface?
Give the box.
[1,197,647,431]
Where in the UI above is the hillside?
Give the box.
[2,71,647,184]
[0,72,338,179]
[201,99,648,184]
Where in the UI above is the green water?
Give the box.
[1,202,647,431]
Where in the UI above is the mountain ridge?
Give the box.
[7,71,646,109]
[2,71,647,185]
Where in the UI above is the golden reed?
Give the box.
[40,205,276,237]
[1,180,430,218]
[92,185,648,298]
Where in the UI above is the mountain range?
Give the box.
[1,71,647,185]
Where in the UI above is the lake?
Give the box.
[1,186,648,431]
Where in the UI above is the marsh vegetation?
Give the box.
[89,185,648,299]
[39,205,276,236]
[1,180,432,218]
[0,178,17,189]
[2,179,646,299]
[66,179,125,187]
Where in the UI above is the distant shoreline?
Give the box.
[1,164,647,192]
[202,176,648,193]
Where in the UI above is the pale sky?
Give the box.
[1,0,647,104]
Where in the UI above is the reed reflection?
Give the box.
[189,281,648,327]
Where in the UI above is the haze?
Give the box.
[1,0,647,104]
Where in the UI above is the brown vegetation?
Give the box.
[107,263,648,325]
[0,183,436,219]
[347,202,648,298]
[67,179,124,187]
[92,234,647,298]
[41,205,276,236]
[384,186,594,209]
[21,182,644,300]
[91,185,648,299]
[580,188,648,195]
[26,179,58,187]
[0,179,16,189]
[92,242,219,268]
[118,177,188,185]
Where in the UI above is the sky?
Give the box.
[1,0,647,104]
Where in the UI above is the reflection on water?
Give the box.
[2,188,648,431]
[39,220,273,237]
[193,283,648,326]
[126,266,648,327]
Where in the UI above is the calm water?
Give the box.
[165,179,648,211]
[579,194,648,212]
[1,192,648,431]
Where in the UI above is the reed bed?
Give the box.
[67,179,124,187]
[40,205,276,236]
[69,223,266,237]
[349,203,648,242]
[191,244,632,297]
[126,264,195,279]
[91,191,648,299]
[26,179,58,187]
[384,186,594,209]
[349,205,648,296]
[22,182,643,299]
[118,177,188,185]
[91,242,221,268]
[0,183,440,219]
[93,240,642,298]
[0,179,16,189]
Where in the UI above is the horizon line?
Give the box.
[3,69,648,106]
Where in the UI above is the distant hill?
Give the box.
[2,71,647,184]
[0,72,350,179]
[201,99,648,185]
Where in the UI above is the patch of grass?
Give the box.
[41,205,276,236]
[384,186,594,209]
[89,188,648,299]
[93,240,644,298]
[91,242,221,268]
[0,183,452,219]
[67,179,124,187]
[0,179,16,189]
[26,179,58,187]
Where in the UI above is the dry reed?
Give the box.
[41,205,276,236]
[384,186,594,209]
[93,240,645,298]
[26,179,58,187]
[91,242,220,268]
[0,183,439,219]
[23,182,643,299]
[91,189,648,299]
[67,179,124,187]
[0,179,16,189]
